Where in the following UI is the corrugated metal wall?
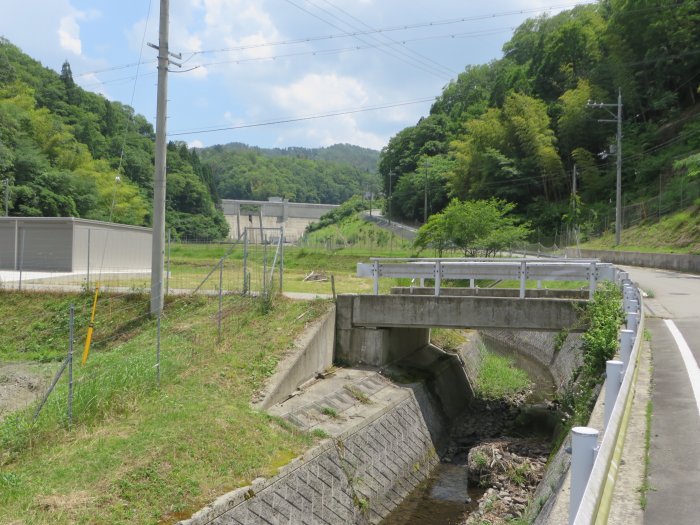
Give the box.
[0,219,72,271]
[73,222,151,271]
[0,218,151,272]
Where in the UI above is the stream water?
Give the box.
[380,464,484,525]
[380,337,559,525]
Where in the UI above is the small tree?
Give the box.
[414,198,531,257]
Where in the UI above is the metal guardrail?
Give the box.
[570,272,643,525]
[356,257,642,524]
[357,257,617,299]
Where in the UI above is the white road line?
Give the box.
[664,319,700,417]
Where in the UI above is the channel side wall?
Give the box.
[567,248,700,274]
[179,385,440,525]
[253,308,336,410]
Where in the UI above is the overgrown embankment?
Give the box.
[0,291,332,524]
[581,203,700,254]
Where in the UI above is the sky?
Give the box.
[2,0,592,151]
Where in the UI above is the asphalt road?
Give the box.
[621,265,700,525]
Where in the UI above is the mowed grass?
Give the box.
[0,291,333,524]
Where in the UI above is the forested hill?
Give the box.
[198,143,380,204]
[381,0,700,238]
[0,38,228,240]
[202,142,379,174]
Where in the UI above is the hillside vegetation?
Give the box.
[0,39,229,240]
[380,1,700,241]
[581,203,700,253]
[0,42,379,239]
[199,142,380,204]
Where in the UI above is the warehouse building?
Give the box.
[0,217,151,273]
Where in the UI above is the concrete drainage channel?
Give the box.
[178,305,585,525]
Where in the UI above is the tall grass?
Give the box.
[474,345,533,401]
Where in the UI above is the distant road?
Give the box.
[622,265,700,525]
[362,210,417,241]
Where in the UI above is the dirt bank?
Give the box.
[0,362,50,421]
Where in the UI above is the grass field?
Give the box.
[0,292,332,524]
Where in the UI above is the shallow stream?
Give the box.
[380,337,559,525]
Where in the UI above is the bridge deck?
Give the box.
[344,294,587,332]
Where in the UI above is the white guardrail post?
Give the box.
[570,427,600,524]
[604,360,624,428]
[519,260,527,298]
[434,261,441,296]
[373,260,379,295]
[588,261,597,299]
[620,329,634,375]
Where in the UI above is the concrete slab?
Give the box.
[267,368,412,437]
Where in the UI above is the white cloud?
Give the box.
[272,73,369,115]
[188,139,205,148]
[275,113,387,150]
[58,13,83,55]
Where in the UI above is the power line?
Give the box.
[168,97,435,137]
[282,0,449,80]
[74,2,597,79]
[186,27,514,72]
[187,2,594,57]
[314,0,457,77]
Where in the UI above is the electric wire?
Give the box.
[312,0,457,77]
[168,97,436,137]
[282,0,450,80]
[73,0,690,80]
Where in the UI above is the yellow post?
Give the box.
[81,283,100,365]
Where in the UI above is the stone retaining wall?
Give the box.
[180,386,440,525]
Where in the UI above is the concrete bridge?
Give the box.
[335,289,590,368]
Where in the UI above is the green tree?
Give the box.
[414,198,531,257]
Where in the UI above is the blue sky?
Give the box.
[2,0,592,150]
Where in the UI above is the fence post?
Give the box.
[519,260,527,298]
[604,360,624,428]
[19,227,25,291]
[218,260,223,344]
[570,426,599,524]
[68,304,74,429]
[263,231,268,296]
[156,313,161,388]
[166,228,171,296]
[243,228,248,295]
[86,229,91,291]
[279,226,284,293]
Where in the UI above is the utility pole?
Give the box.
[388,171,394,225]
[572,164,578,247]
[148,0,181,315]
[423,160,430,224]
[586,88,623,246]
